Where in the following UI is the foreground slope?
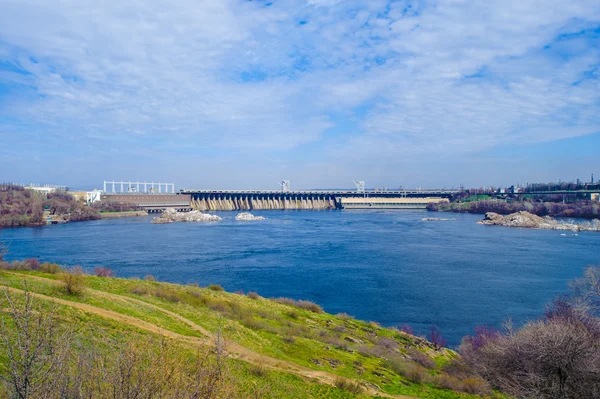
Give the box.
[0,267,503,398]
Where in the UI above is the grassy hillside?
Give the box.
[0,263,506,399]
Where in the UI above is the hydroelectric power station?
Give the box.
[180,181,457,211]
[99,180,458,212]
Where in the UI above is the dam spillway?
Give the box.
[181,189,456,211]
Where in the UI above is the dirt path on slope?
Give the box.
[0,273,417,399]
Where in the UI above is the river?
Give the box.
[2,210,599,346]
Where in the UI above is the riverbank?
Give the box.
[99,210,148,219]
[0,264,489,399]
[427,199,600,219]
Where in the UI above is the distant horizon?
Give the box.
[4,177,598,193]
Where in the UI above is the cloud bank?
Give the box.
[0,0,599,188]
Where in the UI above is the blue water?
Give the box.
[1,210,599,346]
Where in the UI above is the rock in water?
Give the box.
[478,211,600,232]
[235,212,266,221]
[151,208,222,224]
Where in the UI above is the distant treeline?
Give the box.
[0,186,143,228]
[0,186,100,227]
[428,200,600,219]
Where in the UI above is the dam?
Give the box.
[180,189,456,211]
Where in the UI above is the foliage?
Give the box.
[59,266,86,295]
[0,287,233,399]
[0,263,487,399]
[429,199,600,219]
[0,187,100,227]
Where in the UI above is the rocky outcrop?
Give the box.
[478,211,600,232]
[235,212,266,221]
[151,208,221,224]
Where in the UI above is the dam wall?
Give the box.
[185,189,457,211]
[191,193,337,210]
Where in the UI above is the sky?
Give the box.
[0,0,599,190]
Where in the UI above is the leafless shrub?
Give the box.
[207,284,224,292]
[376,337,399,351]
[273,297,323,313]
[334,377,364,395]
[460,376,492,396]
[428,325,446,350]
[247,292,259,300]
[129,284,150,296]
[248,364,268,378]
[144,274,156,282]
[40,262,62,274]
[399,323,414,334]
[569,265,600,316]
[23,258,41,271]
[388,360,430,384]
[0,242,7,262]
[0,285,72,399]
[154,286,181,303]
[406,348,435,369]
[94,266,114,278]
[59,266,86,295]
[274,297,296,306]
[433,374,462,391]
[461,314,600,399]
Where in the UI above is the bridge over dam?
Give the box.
[180,189,457,211]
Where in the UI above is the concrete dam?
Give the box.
[181,190,456,211]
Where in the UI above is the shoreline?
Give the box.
[98,211,148,219]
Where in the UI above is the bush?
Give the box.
[247,292,259,300]
[433,374,462,391]
[461,310,600,399]
[406,348,435,369]
[376,337,399,351]
[461,376,492,396]
[273,297,323,313]
[23,258,41,270]
[144,274,156,282]
[296,300,323,313]
[130,284,150,296]
[385,359,430,384]
[207,284,224,292]
[336,313,353,320]
[153,286,181,303]
[399,323,414,335]
[60,266,86,295]
[334,377,364,395]
[428,325,446,350]
[40,262,62,274]
[94,266,114,278]
[248,364,268,377]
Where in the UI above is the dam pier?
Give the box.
[181,189,456,211]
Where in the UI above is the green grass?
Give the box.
[0,269,502,399]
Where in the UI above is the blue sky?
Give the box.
[0,0,599,190]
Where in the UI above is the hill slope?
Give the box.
[0,266,502,398]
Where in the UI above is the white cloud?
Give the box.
[0,0,599,187]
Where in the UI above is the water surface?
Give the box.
[2,210,599,346]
